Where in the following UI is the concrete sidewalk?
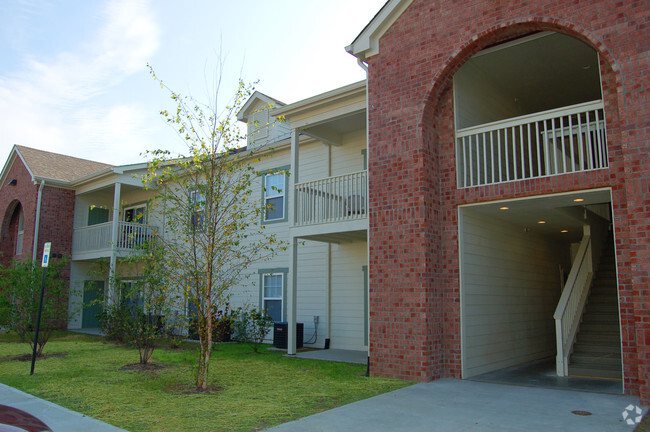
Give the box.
[265,379,644,431]
[0,383,126,432]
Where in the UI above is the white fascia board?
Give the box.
[345,0,414,61]
[271,81,366,121]
[0,147,23,191]
[237,91,286,122]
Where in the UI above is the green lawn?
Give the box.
[0,332,410,432]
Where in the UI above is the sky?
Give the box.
[0,0,386,167]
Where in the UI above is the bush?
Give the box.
[98,304,131,343]
[0,258,68,356]
[232,307,273,353]
[212,304,234,342]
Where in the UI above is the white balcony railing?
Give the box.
[295,170,368,226]
[72,221,157,255]
[456,100,608,188]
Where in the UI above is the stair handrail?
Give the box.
[554,225,593,376]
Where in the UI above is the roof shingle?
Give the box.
[15,145,112,183]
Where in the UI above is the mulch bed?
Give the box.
[0,352,67,362]
[119,362,167,374]
[162,382,224,395]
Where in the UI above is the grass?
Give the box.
[0,332,411,431]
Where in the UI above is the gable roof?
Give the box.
[345,0,414,61]
[237,91,286,122]
[0,145,112,187]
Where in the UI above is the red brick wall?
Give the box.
[0,155,75,328]
[0,158,39,264]
[366,0,649,401]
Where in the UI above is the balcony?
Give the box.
[456,100,608,188]
[72,221,157,259]
[292,170,368,242]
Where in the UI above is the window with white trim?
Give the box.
[263,173,285,221]
[189,189,206,230]
[262,273,283,322]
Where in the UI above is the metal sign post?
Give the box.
[30,242,51,376]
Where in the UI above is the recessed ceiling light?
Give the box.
[538,220,546,224]
[561,229,569,233]
[573,198,584,202]
[499,206,509,210]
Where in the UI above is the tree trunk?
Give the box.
[196,313,213,390]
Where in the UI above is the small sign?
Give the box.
[41,242,52,268]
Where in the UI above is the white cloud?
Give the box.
[0,0,161,165]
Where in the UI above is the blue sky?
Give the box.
[0,0,385,166]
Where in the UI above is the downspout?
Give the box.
[356,55,371,376]
[32,180,45,261]
[357,58,368,73]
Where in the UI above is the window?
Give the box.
[190,189,206,230]
[88,206,109,226]
[123,204,146,224]
[262,273,283,322]
[15,209,24,255]
[263,172,285,222]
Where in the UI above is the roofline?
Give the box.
[237,91,286,122]
[271,80,366,119]
[345,0,414,61]
[0,146,31,192]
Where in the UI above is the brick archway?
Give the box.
[1,200,23,265]
[419,25,636,393]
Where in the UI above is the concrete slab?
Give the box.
[292,349,367,365]
[0,383,127,432]
[264,379,645,431]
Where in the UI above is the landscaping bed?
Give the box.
[0,332,410,431]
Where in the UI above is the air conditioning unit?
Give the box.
[273,322,304,349]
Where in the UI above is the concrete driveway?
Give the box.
[265,379,644,431]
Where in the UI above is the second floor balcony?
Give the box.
[72,221,158,260]
[291,170,368,242]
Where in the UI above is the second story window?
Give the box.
[190,189,206,230]
[264,173,285,222]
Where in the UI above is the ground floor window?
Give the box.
[258,268,288,322]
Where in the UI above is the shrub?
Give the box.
[212,304,234,342]
[232,307,273,353]
[0,258,68,356]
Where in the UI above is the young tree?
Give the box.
[0,257,68,356]
[91,238,179,364]
[143,67,285,390]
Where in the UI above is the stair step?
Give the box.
[588,295,618,304]
[571,353,621,367]
[573,343,620,355]
[587,303,619,313]
[580,323,619,333]
[569,366,622,379]
[576,332,620,344]
[582,313,619,324]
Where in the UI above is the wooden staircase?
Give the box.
[568,234,622,379]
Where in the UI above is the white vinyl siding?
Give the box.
[330,241,367,350]
[460,209,565,378]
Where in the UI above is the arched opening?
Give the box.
[447,31,623,392]
[454,31,607,187]
[1,201,25,263]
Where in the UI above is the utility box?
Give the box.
[273,322,304,349]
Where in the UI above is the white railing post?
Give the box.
[553,225,594,376]
[294,170,368,226]
[456,100,607,188]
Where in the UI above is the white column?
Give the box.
[287,129,300,355]
[108,182,121,304]
[287,237,298,355]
